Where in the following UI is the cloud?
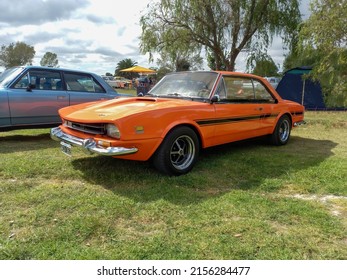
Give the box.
[23,31,63,44]
[117,26,127,37]
[300,0,311,19]
[0,0,89,26]
[0,0,310,75]
[94,47,123,57]
[85,14,116,25]
[0,0,152,74]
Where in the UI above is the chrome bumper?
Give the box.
[50,127,138,156]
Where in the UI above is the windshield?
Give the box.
[0,67,25,87]
[148,72,219,99]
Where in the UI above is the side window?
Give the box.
[223,77,255,100]
[253,80,276,103]
[13,74,29,89]
[13,70,62,90]
[214,79,227,100]
[64,72,105,93]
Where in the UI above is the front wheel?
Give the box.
[270,115,292,146]
[153,126,199,176]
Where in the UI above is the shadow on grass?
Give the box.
[70,136,337,204]
[0,131,53,153]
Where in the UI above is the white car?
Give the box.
[102,76,131,88]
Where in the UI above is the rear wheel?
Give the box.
[153,126,199,176]
[270,115,292,145]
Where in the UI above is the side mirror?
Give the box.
[210,95,219,104]
[26,84,35,92]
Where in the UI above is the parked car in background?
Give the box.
[51,71,305,176]
[102,76,132,88]
[0,66,127,130]
[114,76,132,88]
[101,76,118,88]
[265,77,281,89]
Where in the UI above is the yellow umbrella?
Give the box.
[120,65,156,73]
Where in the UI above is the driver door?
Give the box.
[211,76,273,146]
[8,69,68,125]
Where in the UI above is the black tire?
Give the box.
[270,115,292,146]
[153,126,199,176]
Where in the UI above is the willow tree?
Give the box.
[299,0,347,107]
[251,54,279,77]
[140,0,301,71]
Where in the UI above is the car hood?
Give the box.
[59,97,206,122]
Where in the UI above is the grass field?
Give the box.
[116,88,137,96]
[0,112,346,260]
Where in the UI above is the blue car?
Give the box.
[0,66,128,130]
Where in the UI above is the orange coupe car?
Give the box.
[51,71,305,175]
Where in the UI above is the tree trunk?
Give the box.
[228,49,240,71]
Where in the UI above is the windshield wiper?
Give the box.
[166,92,182,96]
[144,93,158,97]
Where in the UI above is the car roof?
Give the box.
[214,70,268,80]
[16,65,99,76]
[166,70,265,79]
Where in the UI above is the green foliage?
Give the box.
[282,23,322,72]
[0,42,35,69]
[207,51,226,71]
[282,49,321,72]
[298,0,347,107]
[247,54,279,76]
[40,52,59,67]
[140,0,301,71]
[157,51,203,72]
[115,58,137,79]
[155,66,172,81]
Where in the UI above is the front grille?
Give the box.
[64,120,106,135]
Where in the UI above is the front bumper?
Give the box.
[50,127,138,156]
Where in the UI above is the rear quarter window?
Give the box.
[64,72,105,93]
[220,76,276,103]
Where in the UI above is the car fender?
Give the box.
[270,110,293,134]
[157,118,205,148]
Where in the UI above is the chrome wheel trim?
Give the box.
[169,135,196,170]
[279,119,290,142]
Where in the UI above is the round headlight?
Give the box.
[106,124,120,139]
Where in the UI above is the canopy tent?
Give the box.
[120,65,156,96]
[120,65,156,74]
[276,67,325,109]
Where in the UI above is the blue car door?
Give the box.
[8,69,68,125]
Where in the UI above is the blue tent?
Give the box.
[276,67,325,109]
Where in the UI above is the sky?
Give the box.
[0,0,311,75]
